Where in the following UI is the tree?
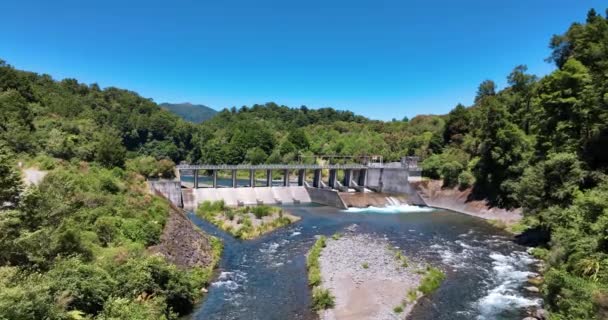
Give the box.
[474,80,496,103]
[0,148,23,208]
[506,65,537,133]
[443,104,470,145]
[473,96,532,207]
[0,90,36,152]
[95,131,127,167]
[286,128,310,151]
[516,152,586,216]
[535,59,598,156]
[245,147,267,165]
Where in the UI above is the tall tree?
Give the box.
[0,148,23,208]
[474,80,496,103]
[473,96,531,207]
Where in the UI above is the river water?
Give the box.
[188,204,541,320]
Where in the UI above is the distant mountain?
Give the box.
[160,102,217,123]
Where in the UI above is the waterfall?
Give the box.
[385,196,403,206]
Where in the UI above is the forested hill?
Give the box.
[0,7,608,319]
[159,102,217,123]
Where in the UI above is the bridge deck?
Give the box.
[177,164,370,170]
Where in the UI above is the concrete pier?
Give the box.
[266,170,272,187]
[313,169,322,188]
[283,169,289,186]
[328,169,337,189]
[298,169,305,186]
[343,169,352,188]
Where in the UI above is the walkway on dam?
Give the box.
[176,164,368,170]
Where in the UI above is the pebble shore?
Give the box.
[318,228,423,320]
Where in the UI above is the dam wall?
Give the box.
[148,180,183,207]
[305,186,347,209]
[183,186,312,210]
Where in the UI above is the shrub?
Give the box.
[421,154,442,179]
[311,288,335,310]
[418,267,445,295]
[440,161,463,187]
[406,288,418,302]
[362,262,369,269]
[457,170,475,189]
[393,305,404,313]
[252,205,272,219]
[224,209,235,221]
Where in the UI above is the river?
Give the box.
[188,204,541,320]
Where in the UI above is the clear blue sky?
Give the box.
[1,1,605,120]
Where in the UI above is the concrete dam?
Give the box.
[150,158,424,210]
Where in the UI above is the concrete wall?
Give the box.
[149,180,183,207]
[363,168,426,205]
[187,186,312,208]
[305,187,347,209]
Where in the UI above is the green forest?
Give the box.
[0,7,607,320]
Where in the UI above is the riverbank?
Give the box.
[413,180,522,227]
[149,205,222,269]
[315,231,431,319]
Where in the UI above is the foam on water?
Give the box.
[475,252,541,319]
[343,204,435,214]
[211,270,247,292]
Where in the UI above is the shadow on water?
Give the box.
[187,205,541,320]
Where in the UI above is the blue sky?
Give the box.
[1,1,605,120]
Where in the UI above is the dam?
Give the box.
[149,157,423,209]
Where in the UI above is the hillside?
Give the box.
[160,102,217,123]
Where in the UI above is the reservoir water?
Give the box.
[189,204,541,320]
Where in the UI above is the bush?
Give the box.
[311,288,335,310]
[421,154,442,179]
[126,156,175,179]
[252,206,272,219]
[393,305,404,313]
[440,161,463,187]
[418,267,445,295]
[457,170,475,189]
[98,297,169,320]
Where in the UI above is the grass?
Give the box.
[307,236,336,311]
[390,247,409,268]
[418,266,445,295]
[332,233,342,240]
[307,236,325,286]
[195,201,297,239]
[311,288,335,310]
[406,288,418,302]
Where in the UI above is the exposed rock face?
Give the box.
[413,180,522,225]
[149,206,216,268]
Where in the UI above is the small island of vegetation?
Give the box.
[195,201,300,239]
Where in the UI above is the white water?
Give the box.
[344,204,435,214]
[475,251,541,319]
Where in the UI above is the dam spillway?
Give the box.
[154,157,424,209]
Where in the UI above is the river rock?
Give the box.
[527,276,543,286]
[524,286,540,293]
[534,308,549,320]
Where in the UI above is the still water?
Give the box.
[189,204,540,320]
